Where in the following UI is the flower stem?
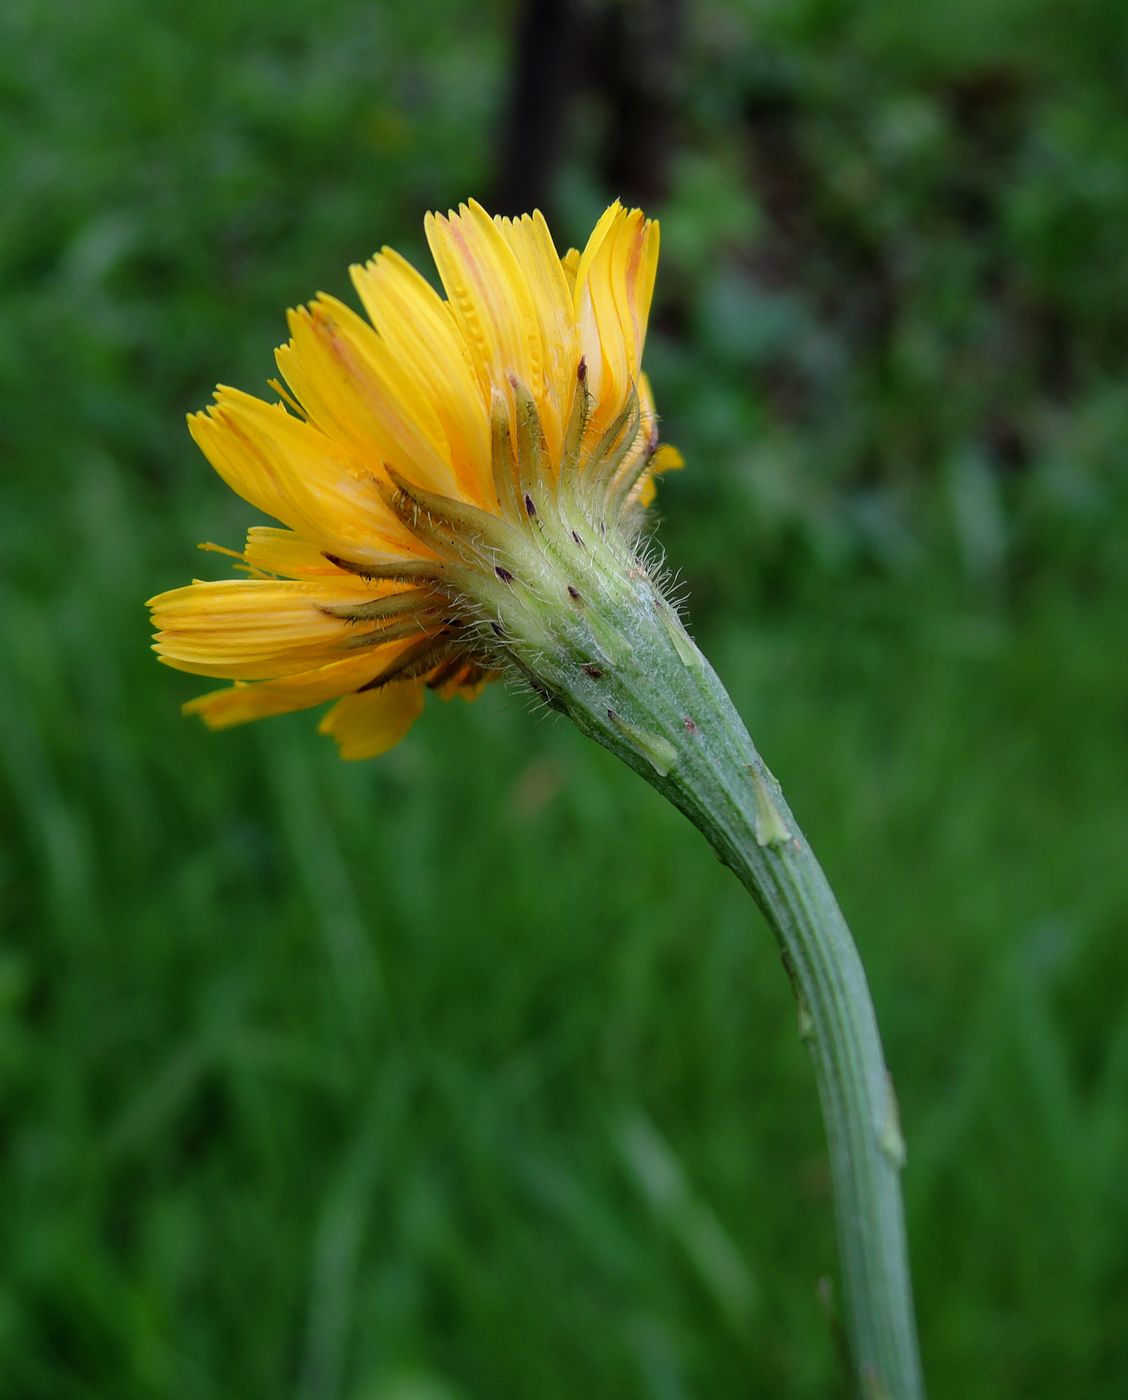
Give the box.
[523,541,926,1397]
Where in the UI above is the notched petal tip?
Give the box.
[651,444,685,475]
[318,679,426,760]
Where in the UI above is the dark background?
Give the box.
[3,0,1127,1395]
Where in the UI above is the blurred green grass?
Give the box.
[2,1,1127,1396]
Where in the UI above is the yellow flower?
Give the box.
[148,200,683,759]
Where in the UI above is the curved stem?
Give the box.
[520,540,926,1397]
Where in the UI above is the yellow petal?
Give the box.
[189,388,421,567]
[571,201,623,304]
[560,246,581,292]
[492,210,578,460]
[573,205,659,435]
[650,443,685,476]
[276,296,459,497]
[425,201,543,413]
[183,648,419,728]
[350,248,492,505]
[148,577,413,679]
[318,681,425,759]
[241,527,377,581]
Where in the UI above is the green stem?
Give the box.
[513,535,926,1398]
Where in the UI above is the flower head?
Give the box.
[148,200,682,758]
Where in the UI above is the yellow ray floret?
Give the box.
[318,684,425,761]
[149,200,679,760]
